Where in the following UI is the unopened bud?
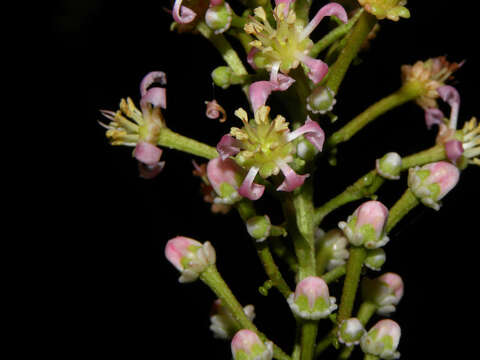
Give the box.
[207,157,244,205]
[364,248,386,271]
[316,229,350,271]
[210,299,255,339]
[164,236,216,283]
[408,161,460,210]
[288,276,337,320]
[376,152,402,180]
[205,2,233,34]
[361,319,401,359]
[231,329,273,360]
[212,66,244,89]
[338,318,366,346]
[246,215,272,242]
[362,273,404,315]
[306,86,336,114]
[338,200,390,249]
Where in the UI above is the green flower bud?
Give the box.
[205,3,233,34]
[364,248,386,271]
[246,215,271,242]
[376,152,402,180]
[306,86,336,114]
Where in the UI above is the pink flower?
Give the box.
[231,330,273,360]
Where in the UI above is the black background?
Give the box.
[50,1,479,358]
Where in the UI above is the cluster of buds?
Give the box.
[315,229,350,271]
[401,56,463,109]
[217,106,325,200]
[358,0,410,22]
[165,236,216,282]
[338,200,390,249]
[425,85,480,166]
[362,273,404,315]
[360,319,401,359]
[338,318,366,346]
[173,0,233,34]
[210,299,255,339]
[287,276,337,320]
[100,72,167,178]
[231,329,273,360]
[408,161,460,210]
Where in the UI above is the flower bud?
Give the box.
[165,236,216,283]
[246,215,272,242]
[207,157,244,204]
[316,229,350,271]
[364,248,386,271]
[358,0,410,22]
[231,329,273,360]
[362,273,404,315]
[376,152,402,180]
[296,138,318,161]
[212,66,233,89]
[306,86,336,114]
[360,319,401,359]
[205,2,233,34]
[287,276,337,320]
[210,299,255,339]
[338,201,389,249]
[408,161,460,210]
[338,318,366,346]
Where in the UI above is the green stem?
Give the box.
[401,144,446,170]
[327,81,425,148]
[200,265,291,360]
[310,9,364,58]
[196,22,248,76]
[314,170,384,226]
[236,200,292,299]
[294,0,313,26]
[292,322,302,360]
[315,247,331,276]
[325,11,377,94]
[158,128,218,159]
[385,188,420,234]
[337,247,367,324]
[322,265,346,284]
[270,238,299,273]
[301,321,319,360]
[314,335,333,358]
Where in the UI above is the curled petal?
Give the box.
[424,108,444,129]
[238,167,265,200]
[249,75,295,112]
[140,71,167,97]
[437,85,460,129]
[134,141,163,165]
[140,87,167,109]
[247,48,259,70]
[286,118,325,151]
[172,0,197,24]
[300,2,348,40]
[205,100,227,122]
[276,161,309,192]
[217,134,241,160]
[249,81,275,113]
[445,140,464,163]
[300,55,329,84]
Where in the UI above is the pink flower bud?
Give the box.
[408,161,460,210]
[338,201,390,249]
[206,158,243,204]
[361,319,401,359]
[231,329,273,360]
[338,318,366,346]
[165,236,216,283]
[362,273,404,315]
[288,276,337,320]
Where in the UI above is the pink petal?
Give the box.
[445,139,464,163]
[300,2,348,40]
[210,0,224,6]
[172,0,197,24]
[276,161,309,192]
[249,81,275,112]
[138,162,165,179]
[205,100,227,122]
[424,108,444,129]
[140,87,167,109]
[206,157,242,194]
[238,167,265,200]
[437,85,460,128]
[272,73,296,91]
[286,117,325,151]
[300,55,329,84]
[140,71,167,97]
[134,141,163,165]
[247,48,259,70]
[216,134,241,160]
